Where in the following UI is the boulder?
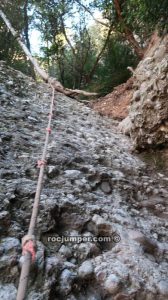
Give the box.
[128,34,168,149]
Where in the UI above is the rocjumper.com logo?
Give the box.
[47,233,121,244]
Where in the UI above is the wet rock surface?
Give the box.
[0,61,168,299]
[126,34,168,149]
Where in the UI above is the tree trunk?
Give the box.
[75,0,144,59]
[86,25,112,84]
[113,0,145,58]
[60,15,76,57]
[23,0,30,51]
[23,0,36,79]
[0,9,97,97]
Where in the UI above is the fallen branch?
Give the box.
[0,9,97,97]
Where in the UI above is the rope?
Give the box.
[16,84,55,300]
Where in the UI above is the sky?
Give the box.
[30,29,42,54]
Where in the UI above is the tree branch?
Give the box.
[86,25,112,83]
[60,15,76,57]
[74,0,109,27]
[113,0,144,58]
[0,9,97,97]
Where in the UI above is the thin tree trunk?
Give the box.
[0,9,97,97]
[60,16,76,57]
[86,26,112,84]
[75,0,145,58]
[113,0,145,58]
[46,40,50,72]
[23,0,36,79]
[23,0,30,51]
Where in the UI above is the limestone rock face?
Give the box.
[129,34,168,149]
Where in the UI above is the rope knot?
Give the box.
[37,159,46,168]
[46,127,52,134]
[22,235,36,262]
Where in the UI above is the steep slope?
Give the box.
[120,33,168,150]
[90,78,133,120]
[0,61,168,299]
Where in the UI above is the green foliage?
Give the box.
[0,0,167,95]
[122,0,168,40]
[0,0,34,75]
[92,0,168,41]
[89,35,138,95]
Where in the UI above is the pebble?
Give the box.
[59,269,76,295]
[59,245,72,258]
[64,170,82,179]
[78,260,94,279]
[128,230,158,254]
[90,214,112,236]
[157,280,168,296]
[104,274,121,295]
[100,181,112,194]
[0,284,17,300]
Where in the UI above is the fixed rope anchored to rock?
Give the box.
[16,84,55,300]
